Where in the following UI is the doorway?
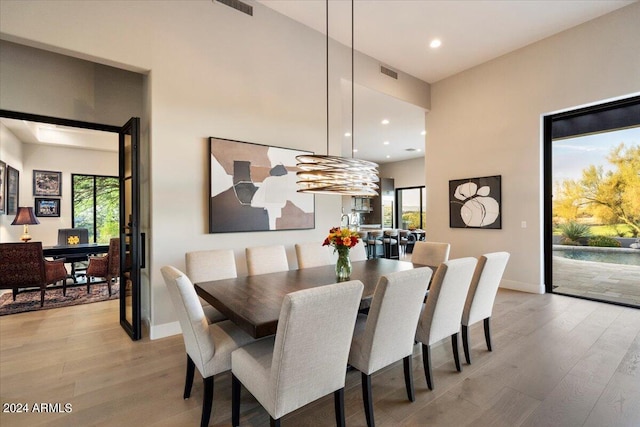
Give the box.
[543,96,640,308]
[0,110,143,339]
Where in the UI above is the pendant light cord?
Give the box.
[351,0,355,158]
[326,0,330,156]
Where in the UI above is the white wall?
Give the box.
[426,2,640,293]
[0,123,23,241]
[0,0,431,338]
[379,157,425,189]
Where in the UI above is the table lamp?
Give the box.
[11,207,40,242]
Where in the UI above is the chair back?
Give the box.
[462,252,510,326]
[417,257,477,346]
[246,245,288,276]
[107,238,120,276]
[161,266,215,376]
[412,241,451,267]
[57,228,89,245]
[269,280,363,419]
[295,243,332,269]
[0,242,46,288]
[352,268,433,374]
[186,249,237,283]
[349,241,368,261]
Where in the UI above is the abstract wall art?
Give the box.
[209,137,315,233]
[449,175,501,229]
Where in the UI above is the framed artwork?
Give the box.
[33,169,62,196]
[35,197,61,217]
[0,160,5,214]
[7,165,19,215]
[209,137,315,233]
[449,175,501,229]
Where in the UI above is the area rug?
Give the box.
[0,283,119,316]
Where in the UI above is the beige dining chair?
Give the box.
[295,242,332,269]
[416,257,477,390]
[348,268,433,427]
[161,266,256,427]
[461,252,510,364]
[231,280,364,427]
[350,241,368,262]
[246,245,289,276]
[185,249,238,323]
[411,241,451,267]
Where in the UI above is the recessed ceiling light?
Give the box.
[386,155,391,159]
[421,130,427,136]
[430,39,441,49]
[417,149,422,152]
[352,148,358,153]
[344,132,351,137]
[381,119,389,125]
[383,141,390,145]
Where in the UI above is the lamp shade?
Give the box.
[11,207,40,226]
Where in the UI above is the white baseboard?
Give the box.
[150,320,182,340]
[500,279,545,294]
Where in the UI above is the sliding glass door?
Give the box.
[396,186,426,230]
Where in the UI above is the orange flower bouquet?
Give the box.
[323,227,359,280]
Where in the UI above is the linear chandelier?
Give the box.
[296,0,379,196]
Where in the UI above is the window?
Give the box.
[72,174,119,243]
[396,186,426,229]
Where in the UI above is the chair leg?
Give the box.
[62,278,67,296]
[422,343,433,390]
[270,417,281,427]
[232,374,241,427]
[403,355,415,402]
[462,325,471,365]
[361,372,375,427]
[334,388,345,427]
[452,333,462,372]
[484,317,492,351]
[12,288,17,301]
[87,278,91,294]
[184,355,195,399]
[40,288,45,307]
[107,275,112,296]
[201,376,214,427]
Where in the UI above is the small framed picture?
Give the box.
[0,160,6,214]
[33,170,62,197]
[35,197,61,217]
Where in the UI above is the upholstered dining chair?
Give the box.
[415,257,477,390]
[246,245,289,276]
[348,268,433,427]
[186,249,237,324]
[161,266,256,427]
[231,280,364,427]
[461,252,510,364]
[86,237,119,296]
[295,242,332,269]
[0,242,67,306]
[411,241,451,267]
[350,241,368,262]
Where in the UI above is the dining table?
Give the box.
[195,258,434,338]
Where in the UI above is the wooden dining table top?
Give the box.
[195,258,433,338]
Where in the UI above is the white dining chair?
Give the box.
[160,266,256,427]
[415,257,477,390]
[411,241,451,267]
[245,245,289,276]
[350,241,368,262]
[461,252,510,364]
[295,242,332,269]
[231,280,364,427]
[185,249,237,323]
[348,268,433,427]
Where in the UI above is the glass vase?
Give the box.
[335,247,352,281]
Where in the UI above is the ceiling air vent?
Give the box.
[380,65,398,80]
[216,0,253,16]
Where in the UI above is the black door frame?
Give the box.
[543,95,640,304]
[0,109,144,337]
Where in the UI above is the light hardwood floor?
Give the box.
[1,289,639,426]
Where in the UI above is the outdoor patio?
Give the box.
[553,256,640,307]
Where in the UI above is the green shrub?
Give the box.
[588,236,621,247]
[558,221,591,245]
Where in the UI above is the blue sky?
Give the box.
[553,126,640,182]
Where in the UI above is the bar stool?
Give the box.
[383,229,399,259]
[366,230,384,259]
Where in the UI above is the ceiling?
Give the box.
[257,0,634,164]
[2,1,634,165]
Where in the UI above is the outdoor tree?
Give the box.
[575,143,640,236]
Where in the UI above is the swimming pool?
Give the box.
[553,248,640,266]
